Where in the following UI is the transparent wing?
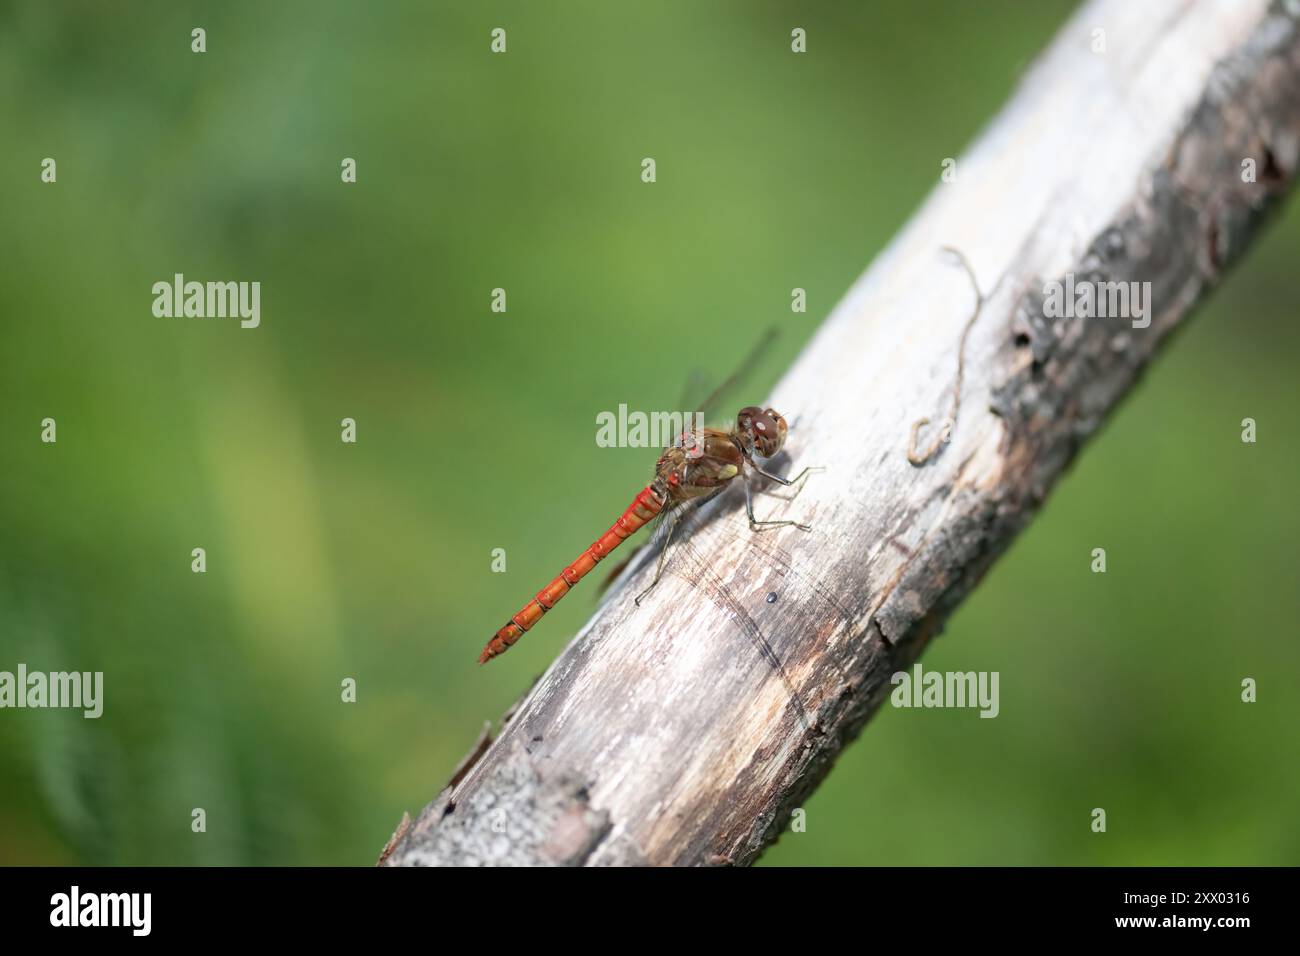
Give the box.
[595,497,695,602]
[598,488,813,731]
[679,326,780,422]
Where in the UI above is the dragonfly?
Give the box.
[478,334,821,703]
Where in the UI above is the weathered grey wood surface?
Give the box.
[383,0,1300,866]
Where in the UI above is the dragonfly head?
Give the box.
[737,406,788,458]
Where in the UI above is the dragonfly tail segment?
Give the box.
[478,484,666,663]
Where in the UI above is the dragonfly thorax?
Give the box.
[653,428,743,501]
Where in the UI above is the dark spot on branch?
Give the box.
[1261,144,1284,183]
[888,537,913,557]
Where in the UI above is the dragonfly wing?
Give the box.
[687,326,780,420]
[595,502,681,603]
[595,543,645,598]
[649,493,813,731]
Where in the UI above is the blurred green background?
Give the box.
[1,0,1296,866]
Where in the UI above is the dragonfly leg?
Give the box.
[635,512,680,606]
[744,476,812,532]
[747,462,824,501]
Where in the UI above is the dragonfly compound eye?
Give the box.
[764,407,789,439]
[739,406,785,458]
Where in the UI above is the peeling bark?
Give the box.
[382,0,1300,867]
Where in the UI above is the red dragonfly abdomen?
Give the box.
[479,484,666,663]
